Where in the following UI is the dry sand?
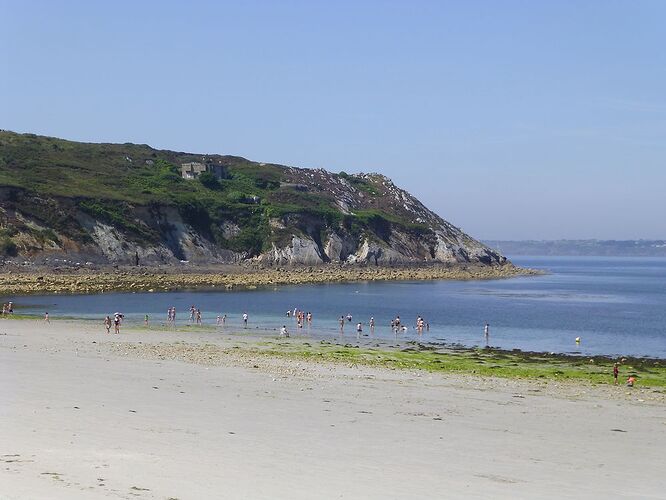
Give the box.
[1,320,665,499]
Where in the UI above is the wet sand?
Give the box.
[1,320,664,499]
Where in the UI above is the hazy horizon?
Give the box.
[2,1,665,241]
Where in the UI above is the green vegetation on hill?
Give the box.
[0,131,435,256]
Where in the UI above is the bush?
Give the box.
[177,198,212,237]
[0,225,19,238]
[0,237,18,257]
[198,171,222,190]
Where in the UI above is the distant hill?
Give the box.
[0,130,505,267]
[484,240,666,257]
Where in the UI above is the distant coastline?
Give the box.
[484,239,666,257]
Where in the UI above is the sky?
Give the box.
[1,0,665,240]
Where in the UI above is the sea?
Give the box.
[5,256,666,359]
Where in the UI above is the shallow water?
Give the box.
[4,256,666,358]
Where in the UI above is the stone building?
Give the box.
[181,162,207,179]
[180,161,227,180]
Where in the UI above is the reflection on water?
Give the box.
[3,256,666,358]
[467,288,628,303]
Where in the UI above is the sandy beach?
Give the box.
[1,319,665,499]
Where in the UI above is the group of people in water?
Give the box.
[98,305,440,339]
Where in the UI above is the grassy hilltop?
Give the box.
[0,131,502,266]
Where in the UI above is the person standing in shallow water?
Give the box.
[243,312,248,328]
[484,323,490,345]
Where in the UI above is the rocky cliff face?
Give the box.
[255,170,502,266]
[0,131,505,267]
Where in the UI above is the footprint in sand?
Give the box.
[474,473,524,484]
[41,472,64,482]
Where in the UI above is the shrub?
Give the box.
[0,237,18,256]
[198,171,222,190]
[0,225,18,238]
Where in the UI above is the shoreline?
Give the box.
[5,317,666,387]
[111,326,666,390]
[0,262,541,295]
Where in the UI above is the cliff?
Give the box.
[0,131,505,267]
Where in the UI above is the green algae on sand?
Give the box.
[251,341,666,388]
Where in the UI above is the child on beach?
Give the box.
[613,363,619,385]
[104,316,111,334]
[144,314,149,326]
[44,312,50,323]
[280,325,289,337]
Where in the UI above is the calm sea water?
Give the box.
[4,257,666,358]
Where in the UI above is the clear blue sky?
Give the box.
[2,0,665,240]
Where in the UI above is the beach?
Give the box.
[1,319,665,499]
